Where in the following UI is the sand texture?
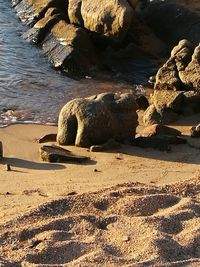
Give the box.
[0,174,200,266]
[0,113,199,266]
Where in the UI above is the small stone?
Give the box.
[122,235,130,242]
[0,141,3,159]
[6,164,11,171]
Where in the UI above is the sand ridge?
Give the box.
[0,173,199,266]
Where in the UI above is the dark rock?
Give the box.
[138,124,182,137]
[37,133,57,143]
[90,139,121,152]
[141,1,200,46]
[190,124,200,138]
[131,136,171,151]
[40,145,89,163]
[183,91,200,115]
[135,95,149,110]
[57,93,138,147]
[0,141,3,159]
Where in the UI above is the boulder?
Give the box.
[138,124,181,137]
[0,141,3,159]
[57,92,138,147]
[154,40,200,91]
[81,0,134,43]
[152,90,184,114]
[40,145,89,163]
[143,104,162,126]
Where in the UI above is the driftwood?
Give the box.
[40,145,89,163]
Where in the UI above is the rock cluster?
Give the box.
[143,90,200,125]
[154,40,200,91]
[57,92,138,147]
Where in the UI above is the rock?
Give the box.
[0,141,3,159]
[138,124,182,137]
[179,44,200,91]
[131,136,171,151]
[37,133,57,143]
[131,135,187,151]
[57,92,138,147]
[81,0,134,43]
[90,139,121,152]
[135,95,149,110]
[68,0,83,26]
[141,1,200,46]
[40,145,89,163]
[151,90,184,114]
[190,124,200,138]
[154,40,200,92]
[143,104,179,126]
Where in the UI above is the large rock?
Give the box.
[57,92,138,147]
[154,40,200,91]
[141,0,200,46]
[81,0,134,43]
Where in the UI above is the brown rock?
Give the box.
[40,145,89,163]
[138,124,182,137]
[90,139,121,152]
[57,93,138,147]
[37,134,57,143]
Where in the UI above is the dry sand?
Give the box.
[0,113,199,266]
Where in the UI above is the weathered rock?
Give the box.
[90,139,121,152]
[154,40,200,91]
[0,141,3,159]
[143,104,162,126]
[179,44,200,91]
[138,124,182,137]
[68,0,83,26]
[190,124,200,138]
[40,145,89,163]
[81,0,134,43]
[37,133,57,143]
[57,92,138,147]
[152,90,184,114]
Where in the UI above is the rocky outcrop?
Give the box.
[154,40,200,91]
[57,92,138,147]
[143,90,200,125]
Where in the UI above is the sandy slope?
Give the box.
[0,113,199,266]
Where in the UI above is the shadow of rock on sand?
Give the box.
[119,142,200,165]
[1,158,65,170]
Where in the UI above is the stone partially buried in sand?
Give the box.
[0,141,3,159]
[57,92,138,147]
[138,124,182,137]
[40,145,89,163]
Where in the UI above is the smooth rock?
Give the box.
[57,92,138,147]
[37,133,57,143]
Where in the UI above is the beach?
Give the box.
[0,114,199,266]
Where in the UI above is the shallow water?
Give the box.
[0,0,154,127]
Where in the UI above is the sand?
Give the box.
[0,113,199,266]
